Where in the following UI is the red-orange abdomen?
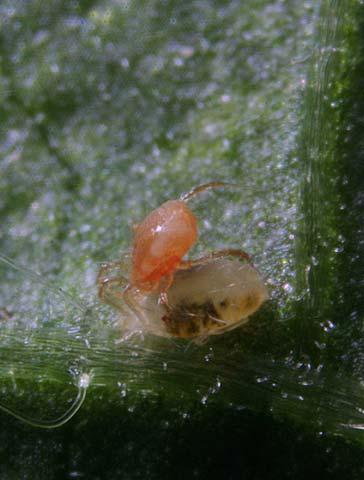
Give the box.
[131,200,198,290]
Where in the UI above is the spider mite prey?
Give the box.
[97,182,268,339]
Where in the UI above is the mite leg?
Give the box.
[180,181,237,202]
[98,277,129,310]
[157,273,175,310]
[123,284,149,323]
[97,260,125,280]
[179,248,254,270]
[97,261,129,309]
[97,254,131,283]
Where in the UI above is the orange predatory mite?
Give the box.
[98,182,253,318]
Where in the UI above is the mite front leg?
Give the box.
[97,255,131,283]
[98,277,129,310]
[157,273,175,310]
[123,284,149,323]
[179,248,254,270]
[97,261,129,310]
[180,181,237,202]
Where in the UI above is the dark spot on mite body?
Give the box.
[202,313,209,326]
[187,319,200,335]
[162,300,222,338]
[219,299,228,308]
[244,294,254,309]
[202,303,213,326]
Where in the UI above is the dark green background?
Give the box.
[1,0,364,478]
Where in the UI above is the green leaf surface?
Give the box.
[1,0,364,477]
